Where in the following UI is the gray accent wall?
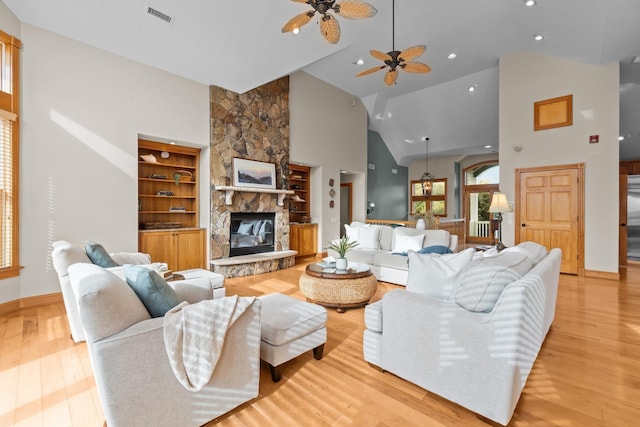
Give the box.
[367,130,409,220]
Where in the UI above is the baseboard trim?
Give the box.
[0,292,63,316]
[584,269,620,281]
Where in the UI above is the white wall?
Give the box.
[289,71,368,252]
[499,51,619,273]
[408,153,499,219]
[0,24,209,303]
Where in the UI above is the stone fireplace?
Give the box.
[209,76,295,277]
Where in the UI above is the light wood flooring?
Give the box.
[2,259,640,426]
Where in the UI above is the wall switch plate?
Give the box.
[368,164,375,170]
[391,168,397,174]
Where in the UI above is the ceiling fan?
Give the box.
[356,0,431,85]
[281,0,378,45]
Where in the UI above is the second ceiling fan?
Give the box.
[356,0,431,85]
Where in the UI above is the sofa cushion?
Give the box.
[392,233,424,253]
[373,251,410,271]
[345,249,378,265]
[358,226,381,250]
[85,241,119,268]
[379,225,394,251]
[124,265,181,317]
[454,251,533,312]
[422,230,451,249]
[406,248,474,299]
[259,293,327,346]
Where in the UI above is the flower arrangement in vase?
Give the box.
[413,207,436,230]
[328,235,359,270]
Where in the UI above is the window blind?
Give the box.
[0,112,14,269]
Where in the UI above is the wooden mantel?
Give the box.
[213,185,295,206]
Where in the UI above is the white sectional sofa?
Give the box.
[363,243,561,425]
[329,222,458,285]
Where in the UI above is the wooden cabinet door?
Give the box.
[176,229,205,270]
[298,225,317,256]
[290,225,300,252]
[517,166,582,274]
[139,231,176,268]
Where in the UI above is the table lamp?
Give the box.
[488,192,511,251]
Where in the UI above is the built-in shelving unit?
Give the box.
[137,139,205,270]
[289,164,317,256]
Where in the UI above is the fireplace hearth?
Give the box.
[229,212,276,257]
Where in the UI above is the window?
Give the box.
[410,178,447,217]
[0,29,20,279]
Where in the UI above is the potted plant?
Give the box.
[413,207,436,230]
[328,235,359,270]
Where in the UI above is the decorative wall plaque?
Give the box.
[534,94,573,131]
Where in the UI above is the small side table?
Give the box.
[299,262,378,313]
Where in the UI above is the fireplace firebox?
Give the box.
[229,212,276,257]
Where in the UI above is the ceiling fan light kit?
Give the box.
[282,0,378,44]
[355,0,431,85]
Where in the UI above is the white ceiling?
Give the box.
[4,0,640,165]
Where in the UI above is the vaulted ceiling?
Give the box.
[4,0,640,165]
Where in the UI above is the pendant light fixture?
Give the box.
[420,137,434,197]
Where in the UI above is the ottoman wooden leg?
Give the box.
[269,364,282,382]
[313,344,325,360]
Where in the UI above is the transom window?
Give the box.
[465,164,499,185]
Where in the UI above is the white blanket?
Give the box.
[163,295,255,391]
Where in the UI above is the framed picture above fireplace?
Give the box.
[232,158,276,189]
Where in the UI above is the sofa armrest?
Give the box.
[169,278,218,303]
[110,252,153,265]
[449,234,458,252]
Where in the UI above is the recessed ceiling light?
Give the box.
[484,145,492,149]
[447,53,457,59]
[534,34,544,41]
[619,136,625,141]
[355,58,365,65]
[467,84,477,93]
[524,0,536,6]
[403,139,415,143]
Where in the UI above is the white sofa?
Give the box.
[68,263,260,427]
[51,240,225,342]
[363,244,562,425]
[329,222,458,285]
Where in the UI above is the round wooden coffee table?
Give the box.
[299,262,378,313]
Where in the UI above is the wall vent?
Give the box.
[147,7,172,23]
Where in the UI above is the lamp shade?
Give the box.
[488,192,511,214]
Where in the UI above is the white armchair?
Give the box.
[68,263,260,427]
[51,240,225,342]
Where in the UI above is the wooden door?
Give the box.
[516,164,583,274]
[139,231,176,268]
[619,174,628,267]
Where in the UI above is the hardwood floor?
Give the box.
[2,260,640,426]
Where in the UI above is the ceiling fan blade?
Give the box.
[384,69,398,86]
[402,62,432,74]
[290,0,309,2]
[370,49,392,62]
[320,15,341,44]
[282,12,313,33]
[336,1,378,19]
[356,65,386,77]
[399,45,427,62]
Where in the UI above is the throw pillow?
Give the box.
[418,245,453,255]
[85,241,119,268]
[344,224,359,242]
[392,233,424,253]
[358,226,381,250]
[515,241,548,265]
[406,248,475,299]
[124,264,181,317]
[454,251,533,313]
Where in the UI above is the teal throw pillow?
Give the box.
[418,245,453,255]
[85,241,119,268]
[124,265,181,317]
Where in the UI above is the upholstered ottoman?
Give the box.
[173,268,226,298]
[259,293,327,382]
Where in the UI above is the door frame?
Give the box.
[515,162,585,275]
[463,184,499,244]
[340,182,353,225]
[619,174,627,267]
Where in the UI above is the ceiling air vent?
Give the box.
[147,7,172,23]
